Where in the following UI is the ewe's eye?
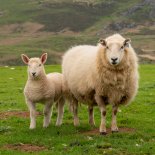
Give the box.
[120,46,124,50]
[39,64,41,67]
[106,46,109,49]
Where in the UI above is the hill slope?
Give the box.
[0,0,155,65]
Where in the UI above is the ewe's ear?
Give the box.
[124,38,131,48]
[21,54,29,64]
[99,38,107,47]
[41,53,47,64]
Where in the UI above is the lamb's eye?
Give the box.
[106,46,109,49]
[39,64,41,67]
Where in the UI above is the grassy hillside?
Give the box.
[0,0,155,65]
[0,65,155,154]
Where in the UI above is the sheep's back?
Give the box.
[62,45,98,99]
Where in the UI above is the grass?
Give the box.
[0,0,155,66]
[0,64,155,154]
[0,34,99,65]
[1,33,155,66]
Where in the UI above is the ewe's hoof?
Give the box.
[112,130,119,133]
[74,121,80,126]
[100,132,107,135]
[89,123,96,127]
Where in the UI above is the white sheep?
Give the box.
[62,34,139,134]
[21,53,65,129]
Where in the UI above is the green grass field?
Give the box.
[0,64,155,155]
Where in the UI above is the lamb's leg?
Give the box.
[72,98,79,126]
[95,95,107,134]
[43,101,53,128]
[56,97,65,126]
[111,105,119,132]
[26,99,36,129]
[88,105,95,126]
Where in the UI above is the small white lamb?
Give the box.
[21,53,65,129]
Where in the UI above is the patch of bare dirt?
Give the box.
[139,54,155,61]
[0,37,27,45]
[58,27,79,35]
[141,49,155,53]
[4,143,47,152]
[0,22,48,46]
[82,127,135,135]
[0,111,42,119]
[0,22,44,35]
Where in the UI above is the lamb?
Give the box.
[62,34,139,134]
[21,53,65,129]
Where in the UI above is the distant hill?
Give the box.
[0,0,155,65]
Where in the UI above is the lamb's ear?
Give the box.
[99,38,107,47]
[21,54,29,64]
[124,38,131,48]
[41,53,47,64]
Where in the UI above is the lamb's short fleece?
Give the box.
[21,53,65,129]
[62,34,139,134]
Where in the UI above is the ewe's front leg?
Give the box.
[88,105,95,126]
[111,105,119,132]
[95,95,107,135]
[43,101,53,128]
[56,97,65,126]
[26,99,36,129]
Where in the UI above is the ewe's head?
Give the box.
[99,34,131,66]
[21,53,47,79]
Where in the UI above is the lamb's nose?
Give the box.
[111,58,118,62]
[32,72,36,76]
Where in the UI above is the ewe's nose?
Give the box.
[32,72,36,76]
[111,57,118,64]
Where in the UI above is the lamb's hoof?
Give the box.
[29,125,36,129]
[55,123,62,127]
[100,132,107,135]
[43,124,49,128]
[29,127,36,130]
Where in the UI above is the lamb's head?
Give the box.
[99,35,131,66]
[21,53,47,79]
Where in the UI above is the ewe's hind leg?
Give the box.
[95,95,107,134]
[43,101,53,128]
[26,99,36,129]
[111,105,118,132]
[88,105,95,126]
[56,97,65,126]
[72,98,79,126]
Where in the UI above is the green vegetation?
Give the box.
[0,1,155,154]
[0,65,155,154]
[0,0,155,65]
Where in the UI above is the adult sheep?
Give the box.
[62,34,139,134]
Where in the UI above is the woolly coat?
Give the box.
[62,34,139,106]
[24,72,63,104]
